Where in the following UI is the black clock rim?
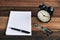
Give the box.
[36,10,51,23]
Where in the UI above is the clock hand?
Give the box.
[40,12,45,16]
[40,12,50,17]
[43,15,50,17]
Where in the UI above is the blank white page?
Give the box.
[6,11,31,36]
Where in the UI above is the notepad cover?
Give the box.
[6,11,31,36]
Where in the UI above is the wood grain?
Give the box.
[32,17,60,31]
[0,0,60,39]
[0,0,60,17]
[0,7,60,17]
[0,17,60,38]
[0,0,60,2]
[0,0,60,7]
[0,17,60,32]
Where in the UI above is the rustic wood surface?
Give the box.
[0,17,60,40]
[0,17,60,31]
[0,0,60,17]
[0,0,60,7]
[0,7,60,17]
[0,0,60,40]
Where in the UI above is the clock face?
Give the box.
[37,10,50,22]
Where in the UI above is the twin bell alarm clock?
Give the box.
[37,4,54,23]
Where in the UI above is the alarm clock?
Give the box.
[37,4,54,23]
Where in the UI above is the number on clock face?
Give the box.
[37,10,50,22]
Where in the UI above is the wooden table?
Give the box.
[0,0,60,40]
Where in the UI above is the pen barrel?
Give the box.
[21,30,30,34]
[42,27,53,34]
[44,29,53,34]
[11,27,20,31]
[10,27,30,34]
[35,24,53,34]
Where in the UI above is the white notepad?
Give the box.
[6,11,31,36]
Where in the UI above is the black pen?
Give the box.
[10,27,30,34]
